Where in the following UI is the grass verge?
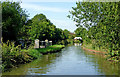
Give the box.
[81,43,120,62]
[36,45,65,54]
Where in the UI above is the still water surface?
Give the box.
[2,45,119,75]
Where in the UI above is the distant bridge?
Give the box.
[74,37,82,40]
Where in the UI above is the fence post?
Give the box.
[45,39,48,47]
[49,41,52,46]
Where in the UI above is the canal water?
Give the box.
[2,45,119,75]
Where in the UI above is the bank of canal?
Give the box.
[2,45,119,75]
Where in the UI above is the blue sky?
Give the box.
[4,0,82,32]
[3,0,118,32]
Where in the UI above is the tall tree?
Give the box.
[28,14,56,41]
[2,1,28,42]
[68,1,120,57]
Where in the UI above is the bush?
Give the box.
[24,49,42,59]
[74,40,81,43]
[1,41,23,71]
[1,41,42,72]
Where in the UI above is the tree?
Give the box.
[63,29,70,40]
[54,28,63,43]
[74,27,87,40]
[28,14,56,41]
[68,1,120,58]
[2,1,28,42]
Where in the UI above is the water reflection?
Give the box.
[2,52,62,75]
[74,43,82,46]
[82,49,119,75]
[2,46,119,75]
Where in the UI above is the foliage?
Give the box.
[68,1,120,61]
[22,49,42,59]
[2,1,74,45]
[1,1,76,72]
[1,40,65,72]
[53,28,64,43]
[74,27,87,41]
[2,1,28,42]
[20,14,75,45]
[61,29,75,45]
[74,40,81,43]
[26,14,56,41]
[1,41,22,71]
[19,14,72,44]
[1,41,42,72]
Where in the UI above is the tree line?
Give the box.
[68,2,120,61]
[2,1,75,46]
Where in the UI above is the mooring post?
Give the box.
[49,41,52,46]
[34,39,39,48]
[45,39,48,47]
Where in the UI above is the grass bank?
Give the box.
[82,44,108,54]
[81,42,120,62]
[37,45,65,54]
[1,42,65,72]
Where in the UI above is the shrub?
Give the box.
[1,41,41,72]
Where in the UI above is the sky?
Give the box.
[3,0,117,32]
[21,2,78,32]
[3,0,83,32]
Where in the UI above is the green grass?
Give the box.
[21,49,42,59]
[82,42,120,62]
[82,42,108,53]
[36,45,65,54]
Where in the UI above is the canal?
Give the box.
[2,45,119,75]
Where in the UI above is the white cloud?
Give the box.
[1,0,78,32]
[20,3,68,13]
[51,19,77,32]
